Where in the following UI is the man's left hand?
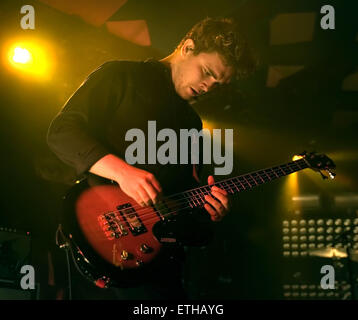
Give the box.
[204,175,230,222]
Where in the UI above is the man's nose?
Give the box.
[199,79,217,94]
[198,85,208,95]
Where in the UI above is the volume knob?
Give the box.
[139,244,152,253]
[121,250,130,260]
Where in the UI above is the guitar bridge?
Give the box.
[98,212,128,239]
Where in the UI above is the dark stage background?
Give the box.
[0,0,357,300]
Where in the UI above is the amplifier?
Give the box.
[0,287,34,300]
[0,227,32,292]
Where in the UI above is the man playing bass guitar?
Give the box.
[47,17,256,299]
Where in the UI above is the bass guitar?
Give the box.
[57,151,335,288]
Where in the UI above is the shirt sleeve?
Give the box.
[47,61,124,177]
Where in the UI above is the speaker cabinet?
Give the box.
[0,227,37,299]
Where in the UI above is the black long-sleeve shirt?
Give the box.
[47,59,203,194]
[47,59,214,280]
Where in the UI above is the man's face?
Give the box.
[172,40,234,101]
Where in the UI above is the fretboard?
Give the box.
[181,158,309,208]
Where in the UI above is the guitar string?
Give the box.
[98,160,305,225]
[107,164,295,233]
[157,159,307,203]
[100,161,306,229]
[101,166,285,227]
[114,162,308,230]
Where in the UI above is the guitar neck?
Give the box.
[181,158,309,208]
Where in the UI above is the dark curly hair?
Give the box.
[177,17,257,80]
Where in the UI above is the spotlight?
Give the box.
[12,47,32,64]
[292,155,303,161]
[4,40,53,80]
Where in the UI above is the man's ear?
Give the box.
[181,39,195,56]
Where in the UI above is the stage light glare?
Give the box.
[12,47,32,64]
[292,155,303,161]
[5,40,53,80]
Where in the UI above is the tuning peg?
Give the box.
[326,169,336,179]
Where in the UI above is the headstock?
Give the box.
[297,151,336,180]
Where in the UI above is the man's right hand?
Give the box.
[89,154,162,207]
[116,163,162,207]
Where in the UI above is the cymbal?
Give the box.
[308,247,358,261]
[308,247,348,258]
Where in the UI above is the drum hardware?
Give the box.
[308,228,358,300]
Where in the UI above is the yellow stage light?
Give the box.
[279,171,300,214]
[12,47,32,64]
[202,119,215,131]
[4,39,54,80]
[292,155,303,161]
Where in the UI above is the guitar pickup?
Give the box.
[117,203,147,236]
